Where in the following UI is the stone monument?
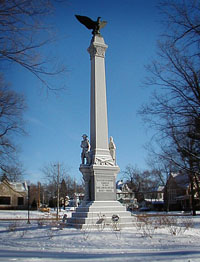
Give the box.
[67,15,133,228]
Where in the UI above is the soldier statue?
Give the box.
[81,134,91,165]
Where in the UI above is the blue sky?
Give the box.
[5,0,164,183]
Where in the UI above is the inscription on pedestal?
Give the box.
[96,177,114,193]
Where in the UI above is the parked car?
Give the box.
[39,207,50,212]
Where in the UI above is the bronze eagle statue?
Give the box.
[75,15,107,35]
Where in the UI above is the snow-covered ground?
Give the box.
[0,210,200,262]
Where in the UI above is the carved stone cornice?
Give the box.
[87,44,107,59]
[92,155,115,166]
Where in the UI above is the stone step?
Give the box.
[71,211,131,218]
[75,206,126,213]
[75,201,127,212]
[68,216,133,225]
[67,221,135,229]
[85,201,123,207]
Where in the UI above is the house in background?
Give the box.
[143,186,165,211]
[164,172,193,211]
[116,180,138,210]
[0,175,28,210]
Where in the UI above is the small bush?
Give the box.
[136,216,155,238]
[136,215,194,237]
[37,220,45,227]
[182,217,194,230]
[8,222,18,232]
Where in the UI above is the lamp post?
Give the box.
[56,163,60,221]
[27,185,30,224]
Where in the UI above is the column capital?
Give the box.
[87,35,108,59]
[88,44,107,59]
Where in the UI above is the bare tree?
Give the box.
[0,1,67,180]
[0,75,26,175]
[60,178,67,209]
[42,162,71,186]
[158,0,200,51]
[0,0,66,90]
[0,163,25,182]
[123,165,159,202]
[41,162,77,206]
[140,0,200,214]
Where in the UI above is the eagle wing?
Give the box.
[75,15,96,30]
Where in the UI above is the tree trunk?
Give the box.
[190,176,196,216]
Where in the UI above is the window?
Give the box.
[0,196,11,205]
[18,197,24,206]
[168,189,177,203]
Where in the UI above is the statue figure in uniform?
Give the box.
[81,134,91,165]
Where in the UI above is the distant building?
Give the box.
[0,176,28,210]
[143,186,165,211]
[116,180,138,210]
[68,193,85,207]
[164,172,196,211]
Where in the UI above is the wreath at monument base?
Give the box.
[111,214,119,222]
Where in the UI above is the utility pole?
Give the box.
[42,188,45,207]
[57,162,60,221]
[74,178,77,207]
[37,182,40,210]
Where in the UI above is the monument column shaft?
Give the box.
[90,54,109,152]
[88,35,110,157]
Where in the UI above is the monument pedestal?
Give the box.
[80,164,119,201]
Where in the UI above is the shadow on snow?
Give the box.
[0,249,200,261]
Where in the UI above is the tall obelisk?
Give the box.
[77,18,120,202]
[68,16,133,228]
[86,34,120,201]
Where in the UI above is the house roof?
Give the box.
[9,181,28,192]
[116,180,132,193]
[116,180,123,190]
[170,172,190,189]
[1,179,28,193]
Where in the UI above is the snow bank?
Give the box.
[0,210,200,261]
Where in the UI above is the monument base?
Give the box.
[71,163,134,229]
[67,201,134,229]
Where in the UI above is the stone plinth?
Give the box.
[80,164,119,202]
[67,201,134,229]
